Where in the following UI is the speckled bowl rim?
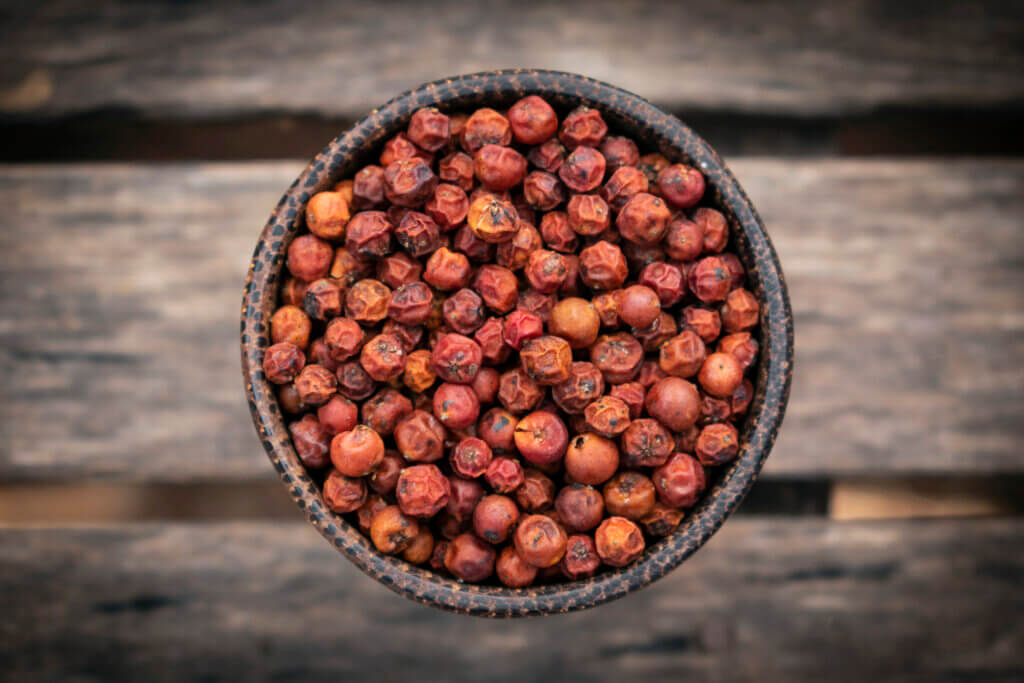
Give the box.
[241,69,794,617]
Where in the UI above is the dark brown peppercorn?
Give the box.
[645,377,701,432]
[621,418,674,468]
[473,494,520,543]
[397,464,451,518]
[595,516,645,567]
[345,211,393,259]
[323,469,368,514]
[263,342,306,384]
[523,171,567,211]
[515,514,568,568]
[590,333,644,384]
[695,422,740,466]
[445,532,496,582]
[394,409,446,463]
[294,364,337,406]
[558,146,606,193]
[654,452,707,507]
[289,414,332,469]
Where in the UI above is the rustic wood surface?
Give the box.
[1,159,1021,482]
[0,519,1020,682]
[1,1,1023,119]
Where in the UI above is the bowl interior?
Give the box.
[241,69,793,616]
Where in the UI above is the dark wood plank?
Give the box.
[0,160,1021,481]
[0,519,1020,682]
[1,1,1022,120]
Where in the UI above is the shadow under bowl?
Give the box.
[241,69,794,617]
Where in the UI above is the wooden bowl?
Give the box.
[241,69,793,617]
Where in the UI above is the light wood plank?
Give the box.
[0,519,1020,682]
[0,159,1021,481]
[1,0,1022,119]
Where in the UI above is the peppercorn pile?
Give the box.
[261,97,760,586]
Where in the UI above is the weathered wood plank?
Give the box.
[0,159,1021,481]
[1,0,1022,119]
[0,519,1020,682]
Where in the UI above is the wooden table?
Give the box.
[1,2,1022,681]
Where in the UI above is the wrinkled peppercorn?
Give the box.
[381,133,433,168]
[263,342,306,384]
[610,382,646,420]
[654,452,706,508]
[595,516,645,567]
[394,211,441,257]
[402,348,436,393]
[617,192,671,246]
[579,240,628,290]
[719,332,759,373]
[450,437,493,479]
[539,211,578,253]
[438,151,475,192]
[384,158,438,207]
[335,360,376,400]
[561,534,601,580]
[424,247,472,290]
[515,468,557,512]
[361,389,412,436]
[720,288,760,333]
[461,108,512,154]
[394,409,446,463]
[323,469,368,513]
[566,193,610,236]
[496,545,538,587]
[475,144,528,191]
[582,396,630,438]
[621,418,674,468]
[641,503,684,537]
[330,424,385,477]
[523,171,567,211]
[590,333,644,383]
[520,335,573,386]
[287,234,334,282]
[601,166,648,212]
[680,305,722,344]
[467,194,519,244]
[356,494,389,534]
[474,317,511,365]
[514,514,568,568]
[696,422,740,466]
[408,107,450,152]
[599,136,639,171]
[359,334,406,382]
[271,304,312,350]
[559,146,606,193]
[368,451,404,494]
[693,207,729,253]
[397,464,451,518]
[431,333,482,384]
[345,278,391,324]
[371,505,419,554]
[657,164,705,209]
[305,191,350,241]
[345,211,394,259]
[688,256,733,303]
[495,222,542,270]
[560,106,608,149]
[473,265,518,314]
[294,364,337,406]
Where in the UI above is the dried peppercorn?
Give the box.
[450,437,493,479]
[616,192,671,246]
[590,333,644,384]
[645,377,701,432]
[461,108,512,154]
[486,456,525,493]
[641,503,684,537]
[394,211,441,257]
[638,153,670,188]
[376,252,423,289]
[289,414,332,469]
[696,422,740,466]
[603,471,657,521]
[516,289,557,323]
[397,464,451,518]
[520,336,572,386]
[617,285,662,330]
[452,224,494,263]
[610,382,646,420]
[383,158,437,208]
[430,332,482,384]
[621,418,674,468]
[471,366,500,404]
[438,151,475,192]
[657,164,705,208]
[701,394,732,424]
[579,240,628,290]
[359,334,406,382]
[352,164,387,210]
[335,360,377,400]
[371,505,419,554]
[559,106,608,149]
[496,546,538,587]
[306,191,351,241]
[515,514,568,568]
[564,433,619,485]
[638,262,685,307]
[287,234,334,282]
[301,281,343,323]
[561,534,601,580]
[559,146,606,193]
[529,137,567,172]
[467,194,519,243]
[407,107,450,152]
[718,333,758,373]
[368,451,405,494]
[472,265,518,314]
[394,409,446,463]
[432,382,480,430]
[522,250,566,294]
[382,318,423,352]
[403,527,436,565]
[698,352,744,398]
[422,247,471,292]
[554,484,605,532]
[344,278,391,324]
[478,408,517,454]
[344,211,393,259]
[475,144,528,191]
[402,348,436,393]
[693,207,729,253]
[654,452,707,508]
[591,290,620,329]
[473,494,520,543]
[507,95,558,145]
[637,359,668,388]
[583,396,631,438]
[323,469,368,513]
[380,133,433,167]
[430,540,451,574]
[270,305,312,350]
[386,281,433,326]
[445,532,496,582]
[436,510,470,540]
[523,171,567,211]
[552,362,605,415]
[317,394,359,435]
[280,276,307,308]
[356,494,389,534]
[495,221,542,270]
[544,298,598,351]
[513,410,569,465]
[595,516,645,567]
[473,317,511,366]
[680,306,722,345]
[330,247,374,289]
[720,288,760,333]
[664,215,704,261]
[731,378,754,415]
[635,312,677,353]
[330,424,385,477]
[294,364,337,406]
[659,326,705,376]
[515,469,557,512]
[599,136,639,171]
[601,166,649,212]
[539,211,578,253]
[277,384,305,415]
[361,389,413,436]
[688,256,733,303]
[307,338,339,375]
[446,477,485,522]
[566,193,610,236]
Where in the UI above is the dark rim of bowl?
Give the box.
[241,69,794,617]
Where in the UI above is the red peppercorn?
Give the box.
[473,317,511,366]
[603,471,656,521]
[317,394,358,435]
[407,107,450,152]
[495,222,542,270]
[731,378,755,415]
[654,453,707,507]
[442,288,486,335]
[430,540,450,574]
[701,394,732,424]
[590,333,644,384]
[383,158,437,208]
[467,194,519,243]
[539,211,578,253]
[621,418,674,468]
[664,215,704,261]
[514,468,555,512]
[438,151,475,192]
[470,365,500,404]
[351,165,386,210]
[517,289,557,323]
[330,247,374,288]
[638,153,670,188]
[263,342,306,385]
[380,133,433,168]
[384,281,432,326]
[696,422,740,466]
[637,262,685,307]
[403,527,436,565]
[688,256,733,303]
[288,414,331,469]
[566,193,610,236]
[558,146,606,193]
[368,451,404,494]
[345,278,391,324]
[720,288,760,333]
[520,335,573,386]
[430,332,482,384]
[561,534,602,580]
[657,163,705,209]
[677,306,720,346]
[371,505,419,554]
[394,409,446,463]
[693,207,729,253]
[356,494,389,534]
[579,240,628,290]
[583,396,631,438]
[343,211,393,259]
[486,456,525,494]
[698,352,744,398]
[719,332,759,372]
[559,106,608,149]
[433,382,481,430]
[564,433,620,485]
[513,410,569,465]
[445,476,485,522]
[617,192,671,246]
[645,377,701,432]
[359,333,406,382]
[550,362,603,415]
[376,252,422,290]
[423,247,471,290]
[522,250,567,294]
[641,503,685,537]
[294,364,337,406]
[449,437,493,479]
[522,171,567,211]
[515,514,568,568]
[478,407,517,454]
[508,95,558,144]
[335,360,376,400]
[280,277,307,308]
[474,144,527,191]
[359,389,412,436]
[445,532,496,582]
[601,166,648,212]
[323,469,367,514]
[554,484,605,532]
[397,464,451,518]
[305,191,351,241]
[595,516,645,567]
[461,108,512,154]
[287,234,334,282]
[610,382,645,421]
[496,546,538,587]
[472,265,518,314]
[473,494,520,543]
[422,183,469,231]
[329,424,384,477]
[599,136,640,171]
[617,285,662,329]
[390,210,440,258]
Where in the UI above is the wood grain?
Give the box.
[1,0,1022,119]
[0,159,1021,481]
[0,519,1020,681]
